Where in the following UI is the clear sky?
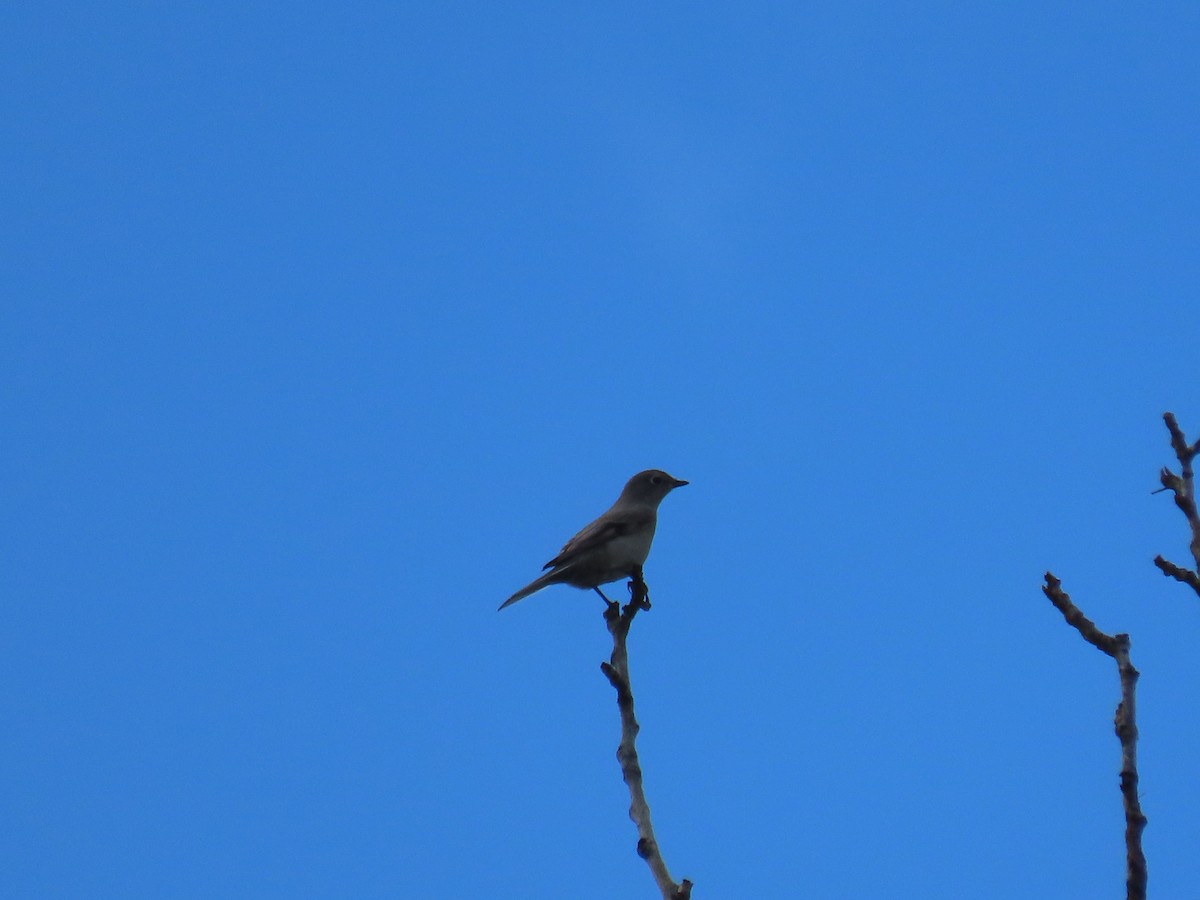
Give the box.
[4,2,1199,897]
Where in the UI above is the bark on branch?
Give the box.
[600,568,692,900]
[1153,411,1200,599]
[1041,572,1147,900]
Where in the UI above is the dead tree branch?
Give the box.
[1152,411,1200,598]
[1041,572,1147,900]
[600,568,692,900]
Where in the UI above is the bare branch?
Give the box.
[1041,572,1121,655]
[1155,412,1200,598]
[1152,555,1200,594]
[1041,573,1147,900]
[601,568,692,900]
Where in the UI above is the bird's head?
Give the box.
[621,469,689,505]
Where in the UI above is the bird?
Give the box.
[499,469,688,610]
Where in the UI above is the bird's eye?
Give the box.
[651,475,662,485]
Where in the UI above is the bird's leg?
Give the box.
[595,586,621,618]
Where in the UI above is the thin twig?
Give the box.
[1151,555,1200,594]
[1153,412,1200,598]
[600,567,692,900]
[1042,573,1147,900]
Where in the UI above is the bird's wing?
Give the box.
[542,508,652,570]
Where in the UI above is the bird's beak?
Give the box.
[673,478,689,487]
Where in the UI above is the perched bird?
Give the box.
[499,469,688,610]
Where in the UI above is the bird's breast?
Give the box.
[602,526,655,568]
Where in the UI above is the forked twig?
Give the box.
[1153,411,1200,598]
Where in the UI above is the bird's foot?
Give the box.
[626,574,651,610]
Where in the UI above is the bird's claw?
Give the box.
[626,577,651,610]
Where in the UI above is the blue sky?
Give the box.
[4,2,1199,897]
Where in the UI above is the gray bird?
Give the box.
[499,469,688,610]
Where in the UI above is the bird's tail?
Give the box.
[498,569,562,611]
